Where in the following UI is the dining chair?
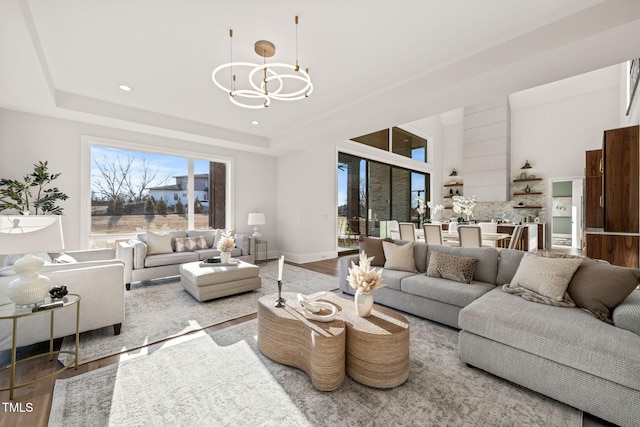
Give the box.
[422,223,443,245]
[388,220,401,240]
[398,222,417,242]
[478,222,498,247]
[458,225,482,247]
[508,225,525,250]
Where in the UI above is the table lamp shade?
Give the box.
[0,215,65,307]
[248,213,265,239]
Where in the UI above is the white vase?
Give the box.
[354,291,374,317]
[220,252,231,263]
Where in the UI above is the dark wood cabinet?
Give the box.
[603,125,639,233]
[584,150,603,229]
[585,233,639,268]
[585,125,640,268]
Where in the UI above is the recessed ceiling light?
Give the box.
[251,120,260,125]
[119,85,132,92]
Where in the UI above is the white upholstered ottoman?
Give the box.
[179,260,261,302]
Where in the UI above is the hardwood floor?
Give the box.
[2,249,614,427]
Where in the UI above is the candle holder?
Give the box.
[275,280,285,307]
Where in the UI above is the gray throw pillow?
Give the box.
[507,252,582,302]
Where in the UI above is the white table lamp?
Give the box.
[248,213,266,239]
[0,215,65,307]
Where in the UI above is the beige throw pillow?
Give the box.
[146,231,173,255]
[175,236,207,252]
[382,241,417,272]
[426,251,479,284]
[508,253,582,302]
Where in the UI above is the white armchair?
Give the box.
[0,249,125,350]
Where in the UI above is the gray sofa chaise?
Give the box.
[117,229,252,289]
[338,239,640,427]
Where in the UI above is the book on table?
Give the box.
[200,258,239,267]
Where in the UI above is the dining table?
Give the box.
[416,227,511,246]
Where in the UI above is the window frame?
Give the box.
[80,135,234,249]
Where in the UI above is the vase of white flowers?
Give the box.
[416,197,444,224]
[216,231,235,263]
[347,251,385,317]
[452,195,477,222]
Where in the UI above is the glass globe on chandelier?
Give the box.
[211,16,313,109]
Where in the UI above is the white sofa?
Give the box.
[117,230,253,289]
[0,249,125,350]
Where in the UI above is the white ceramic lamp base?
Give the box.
[7,253,51,307]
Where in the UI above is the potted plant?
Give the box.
[0,161,68,215]
[346,251,385,317]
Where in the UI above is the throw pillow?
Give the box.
[567,258,640,324]
[426,251,479,284]
[506,253,582,302]
[175,236,207,252]
[359,236,394,267]
[54,253,78,264]
[382,241,417,272]
[146,231,173,255]
[3,252,52,266]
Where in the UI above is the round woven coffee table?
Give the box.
[323,292,410,389]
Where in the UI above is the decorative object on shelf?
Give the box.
[518,202,524,206]
[520,172,527,180]
[0,215,65,307]
[455,189,460,195]
[216,230,235,263]
[449,168,458,176]
[211,16,313,109]
[296,291,338,322]
[347,251,384,317]
[0,161,69,215]
[521,160,533,169]
[247,212,265,238]
[453,195,477,222]
[49,284,68,299]
[275,255,285,307]
[524,185,531,193]
[529,174,536,179]
[449,189,453,195]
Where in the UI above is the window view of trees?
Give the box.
[90,146,226,247]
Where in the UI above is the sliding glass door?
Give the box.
[338,152,430,251]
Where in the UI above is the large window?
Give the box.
[350,127,427,162]
[338,152,430,251]
[89,145,227,248]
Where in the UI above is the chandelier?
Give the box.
[211,16,313,109]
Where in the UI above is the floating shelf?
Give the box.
[513,205,542,209]
[443,183,463,187]
[513,192,543,196]
[513,178,543,183]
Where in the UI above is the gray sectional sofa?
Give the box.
[117,229,252,289]
[338,240,640,427]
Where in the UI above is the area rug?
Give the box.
[207,318,583,427]
[49,332,312,427]
[60,261,337,365]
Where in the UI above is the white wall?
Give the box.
[0,109,278,253]
[511,86,619,179]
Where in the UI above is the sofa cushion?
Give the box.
[567,258,640,324]
[507,253,582,302]
[358,236,393,266]
[175,236,207,252]
[459,288,640,391]
[613,290,640,336]
[496,249,526,285]
[187,230,217,248]
[426,251,478,284]
[380,269,421,291]
[382,241,417,272]
[53,253,78,264]
[145,231,173,255]
[401,275,495,308]
[235,234,250,255]
[426,246,499,285]
[145,252,199,268]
